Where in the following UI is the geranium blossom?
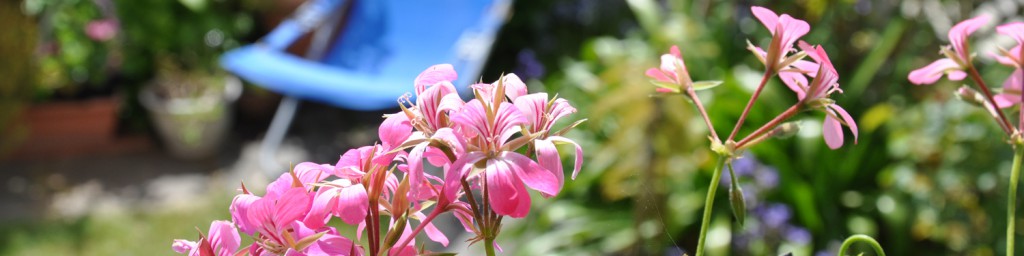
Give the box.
[750,6,810,73]
[908,15,989,85]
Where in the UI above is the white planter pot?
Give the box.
[139,75,242,159]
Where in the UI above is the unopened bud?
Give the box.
[955,86,987,107]
[771,122,801,139]
[729,180,747,226]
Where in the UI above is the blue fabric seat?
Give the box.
[220,0,510,172]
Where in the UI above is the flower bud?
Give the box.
[771,122,801,139]
[954,86,987,107]
[729,182,746,226]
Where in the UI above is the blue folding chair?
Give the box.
[221,0,511,173]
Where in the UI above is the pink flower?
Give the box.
[172,220,241,256]
[798,45,858,149]
[85,19,118,42]
[908,15,989,85]
[750,6,810,72]
[645,45,693,92]
[449,99,561,218]
[992,22,1024,108]
[514,93,583,181]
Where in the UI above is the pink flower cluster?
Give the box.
[909,15,1024,137]
[645,6,857,151]
[173,64,583,255]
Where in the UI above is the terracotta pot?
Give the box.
[5,96,124,159]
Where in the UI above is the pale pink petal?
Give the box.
[533,139,564,185]
[417,81,458,131]
[336,185,369,225]
[414,64,457,94]
[431,127,466,157]
[750,6,779,34]
[948,70,967,81]
[379,114,412,149]
[779,71,809,100]
[547,98,578,128]
[513,93,548,131]
[777,14,811,52]
[501,73,528,101]
[822,112,844,149]
[172,239,196,254]
[998,22,1024,44]
[990,45,1021,67]
[335,148,367,178]
[908,58,963,85]
[831,105,859,144]
[503,152,560,197]
[995,94,1019,108]
[949,15,990,61]
[548,136,584,180]
[208,220,240,256]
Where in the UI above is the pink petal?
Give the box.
[994,94,1020,108]
[494,102,527,143]
[548,136,584,180]
[304,188,339,230]
[230,193,260,235]
[172,239,196,254]
[948,70,967,81]
[779,71,809,100]
[750,6,779,34]
[998,22,1024,44]
[533,139,564,185]
[442,152,487,205]
[669,45,681,58]
[417,81,459,131]
[379,114,412,149]
[406,143,430,198]
[246,197,276,235]
[275,187,313,230]
[822,112,844,149]
[831,105,858,144]
[411,211,449,246]
[777,14,811,52]
[336,185,369,225]
[513,93,548,131]
[414,64,457,94]
[318,235,361,256]
[500,73,528,101]
[908,58,962,85]
[503,152,560,197]
[208,220,241,256]
[335,148,367,178]
[486,158,531,217]
[645,67,673,83]
[949,15,990,60]
[990,45,1022,67]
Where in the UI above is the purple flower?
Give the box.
[758,203,792,228]
[784,226,811,245]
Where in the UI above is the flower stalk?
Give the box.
[1009,145,1024,256]
[695,156,728,256]
[837,234,886,256]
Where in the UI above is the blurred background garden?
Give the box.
[1,0,1022,255]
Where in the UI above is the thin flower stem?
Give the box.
[695,156,728,256]
[1008,146,1024,256]
[393,209,443,252]
[727,70,775,143]
[735,104,802,149]
[967,66,1015,135]
[837,234,886,256]
[686,87,720,142]
[484,236,497,256]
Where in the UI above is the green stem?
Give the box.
[1008,146,1024,256]
[484,236,496,256]
[837,234,885,256]
[695,156,728,256]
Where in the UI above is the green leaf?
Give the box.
[691,80,723,91]
[649,80,681,93]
